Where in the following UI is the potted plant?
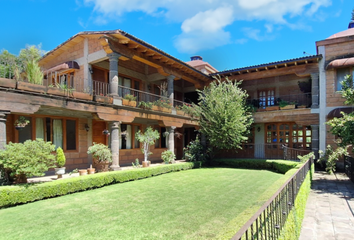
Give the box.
[122,94,137,107]
[54,147,66,179]
[153,98,172,113]
[161,150,176,164]
[87,164,95,174]
[87,143,112,172]
[138,101,153,110]
[279,100,296,110]
[135,126,160,167]
[14,116,30,130]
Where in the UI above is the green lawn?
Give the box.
[0,168,285,240]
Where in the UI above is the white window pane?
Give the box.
[35,118,44,140]
[53,119,63,149]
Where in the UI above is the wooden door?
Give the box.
[92,120,107,145]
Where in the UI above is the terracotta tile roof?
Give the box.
[212,55,322,76]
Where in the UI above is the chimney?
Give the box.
[348,20,354,29]
[190,56,203,61]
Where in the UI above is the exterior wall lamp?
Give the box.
[84,124,90,132]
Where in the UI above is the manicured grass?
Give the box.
[0,168,285,240]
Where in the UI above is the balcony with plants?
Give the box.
[0,61,92,101]
[114,84,197,118]
[246,92,312,112]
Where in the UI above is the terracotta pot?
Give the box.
[93,158,110,172]
[280,105,295,110]
[14,173,27,184]
[152,106,159,111]
[87,168,95,174]
[122,99,137,107]
[71,91,93,101]
[95,95,113,104]
[79,169,88,176]
[47,87,66,96]
[176,110,184,115]
[265,106,280,111]
[17,81,46,93]
[142,161,151,167]
[0,78,16,88]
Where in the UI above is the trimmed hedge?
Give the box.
[0,162,201,208]
[212,159,300,174]
[279,163,314,240]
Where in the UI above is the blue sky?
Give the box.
[0,0,353,71]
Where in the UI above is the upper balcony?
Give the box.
[247,92,312,112]
[0,70,195,119]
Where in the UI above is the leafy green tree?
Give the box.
[195,77,253,151]
[0,139,56,183]
[0,44,44,79]
[135,126,160,162]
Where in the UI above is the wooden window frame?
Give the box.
[336,67,354,91]
[119,123,142,150]
[265,123,312,150]
[258,88,276,107]
[14,115,79,152]
[154,126,168,149]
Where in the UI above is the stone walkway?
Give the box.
[299,171,354,240]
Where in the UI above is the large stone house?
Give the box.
[0,23,353,171]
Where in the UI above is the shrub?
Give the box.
[55,147,66,168]
[87,143,112,162]
[153,98,171,109]
[0,139,56,183]
[25,59,43,85]
[123,94,136,101]
[138,101,153,110]
[184,137,210,162]
[211,159,299,174]
[0,162,202,208]
[161,150,176,164]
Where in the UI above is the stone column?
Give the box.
[0,112,8,150]
[167,75,175,106]
[168,126,176,154]
[110,121,121,171]
[108,52,121,97]
[311,124,319,159]
[311,73,319,108]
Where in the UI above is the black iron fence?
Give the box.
[231,157,313,240]
[247,93,312,110]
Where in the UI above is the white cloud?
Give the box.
[174,6,234,53]
[83,0,332,52]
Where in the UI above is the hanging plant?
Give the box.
[14,116,30,130]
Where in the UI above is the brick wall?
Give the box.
[325,40,354,61]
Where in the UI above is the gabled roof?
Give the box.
[211,55,322,76]
[39,30,212,83]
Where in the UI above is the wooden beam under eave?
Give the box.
[97,112,135,122]
[137,48,147,53]
[128,43,139,49]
